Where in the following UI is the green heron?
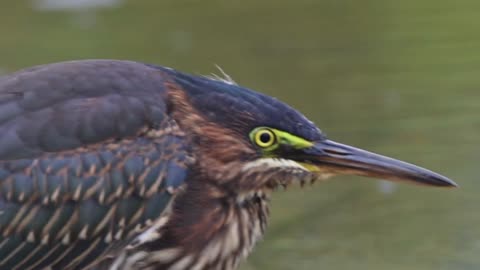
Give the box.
[0,60,456,270]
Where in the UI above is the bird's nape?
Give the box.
[0,59,457,270]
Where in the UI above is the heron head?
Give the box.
[159,67,456,198]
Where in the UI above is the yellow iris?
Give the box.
[254,128,276,148]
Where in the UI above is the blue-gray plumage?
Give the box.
[0,60,456,270]
[156,65,324,142]
[0,61,190,269]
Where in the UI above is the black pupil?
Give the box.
[259,132,272,144]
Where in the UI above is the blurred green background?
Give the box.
[0,0,478,269]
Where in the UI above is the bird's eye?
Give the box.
[254,128,276,148]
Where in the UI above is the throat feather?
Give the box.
[242,158,308,172]
[116,184,270,270]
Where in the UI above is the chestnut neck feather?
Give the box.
[121,175,270,270]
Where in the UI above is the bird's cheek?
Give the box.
[296,162,337,179]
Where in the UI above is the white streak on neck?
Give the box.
[242,158,308,172]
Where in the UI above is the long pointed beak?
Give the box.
[302,140,457,187]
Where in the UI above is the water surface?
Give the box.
[0,1,478,269]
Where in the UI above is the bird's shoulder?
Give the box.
[0,60,194,269]
[0,59,173,160]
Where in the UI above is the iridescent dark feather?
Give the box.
[0,61,191,269]
[0,60,456,270]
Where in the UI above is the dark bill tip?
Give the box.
[304,140,458,188]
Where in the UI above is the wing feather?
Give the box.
[0,60,190,270]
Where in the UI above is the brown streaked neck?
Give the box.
[136,178,270,270]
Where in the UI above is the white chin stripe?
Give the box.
[242,158,308,172]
